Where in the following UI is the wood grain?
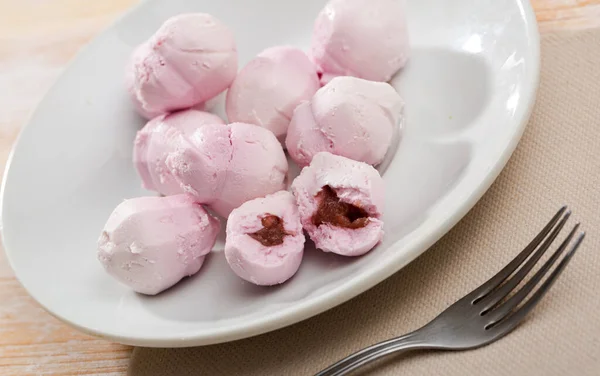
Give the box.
[0,1,599,375]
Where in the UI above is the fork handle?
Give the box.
[315,330,431,376]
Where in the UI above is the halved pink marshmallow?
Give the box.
[225,191,305,285]
[226,46,320,144]
[133,109,225,196]
[97,195,220,295]
[168,122,288,217]
[311,0,409,84]
[126,13,238,119]
[286,76,403,167]
[291,152,384,256]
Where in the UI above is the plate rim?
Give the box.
[0,0,541,347]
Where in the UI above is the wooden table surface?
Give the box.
[1,1,599,375]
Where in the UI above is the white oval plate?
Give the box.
[1,0,539,347]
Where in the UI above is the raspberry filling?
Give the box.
[249,214,289,246]
[312,185,369,229]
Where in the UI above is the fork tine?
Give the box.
[478,211,571,312]
[467,206,567,303]
[489,232,585,335]
[484,224,580,325]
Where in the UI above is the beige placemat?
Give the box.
[128,29,600,376]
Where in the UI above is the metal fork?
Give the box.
[316,207,585,376]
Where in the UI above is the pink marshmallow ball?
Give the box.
[311,0,409,84]
[286,76,404,167]
[167,122,289,217]
[97,194,221,295]
[226,46,320,144]
[126,13,238,119]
